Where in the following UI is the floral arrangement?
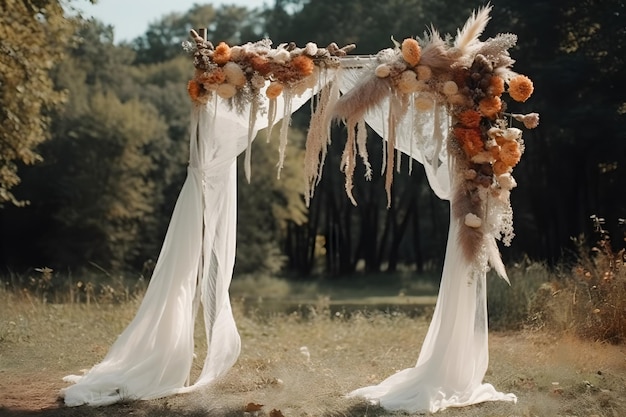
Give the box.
[185,31,355,105]
[184,30,354,179]
[308,5,540,278]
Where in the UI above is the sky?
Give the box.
[72,0,270,43]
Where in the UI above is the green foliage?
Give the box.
[47,93,169,270]
[0,0,74,206]
[235,127,308,275]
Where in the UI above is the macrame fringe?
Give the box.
[266,97,277,143]
[244,98,259,183]
[276,90,294,179]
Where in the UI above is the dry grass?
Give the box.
[1,285,626,417]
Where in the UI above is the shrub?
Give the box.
[528,216,626,343]
[566,216,626,343]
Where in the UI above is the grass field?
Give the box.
[1,274,625,417]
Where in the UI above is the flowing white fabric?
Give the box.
[61,83,320,406]
[340,67,516,412]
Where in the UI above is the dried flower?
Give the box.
[497,173,517,190]
[213,42,232,65]
[488,75,505,96]
[454,127,484,157]
[416,65,432,80]
[502,127,522,141]
[397,70,419,93]
[250,55,271,76]
[266,81,284,99]
[493,160,511,175]
[216,83,237,99]
[508,74,534,102]
[512,112,540,129]
[465,213,482,228]
[272,48,291,64]
[198,68,226,85]
[375,64,391,78]
[250,73,266,90]
[443,80,459,96]
[471,151,494,164]
[457,109,482,128]
[478,95,502,118]
[401,38,421,67]
[499,140,522,166]
[291,55,315,77]
[187,80,206,102]
[304,42,318,56]
[223,62,246,86]
[230,45,243,61]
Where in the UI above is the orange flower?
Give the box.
[187,80,205,102]
[499,140,522,167]
[197,68,226,85]
[291,55,315,77]
[250,55,271,76]
[266,81,283,99]
[401,38,421,67]
[478,95,502,119]
[457,109,482,128]
[454,127,484,157]
[508,75,534,102]
[493,160,511,176]
[489,75,505,96]
[489,145,500,160]
[213,42,232,65]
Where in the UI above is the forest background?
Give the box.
[1,0,625,285]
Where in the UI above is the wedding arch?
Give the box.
[60,6,538,413]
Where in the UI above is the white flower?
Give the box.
[497,173,517,190]
[471,151,494,164]
[271,48,291,64]
[397,70,420,93]
[487,127,505,139]
[503,127,522,141]
[230,46,243,61]
[223,62,246,87]
[465,213,482,228]
[442,80,459,95]
[375,64,391,78]
[216,83,237,99]
[304,42,318,56]
[512,112,540,129]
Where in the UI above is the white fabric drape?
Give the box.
[61,83,320,406]
[340,67,516,412]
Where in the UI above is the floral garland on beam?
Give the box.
[184,30,355,181]
[311,5,539,279]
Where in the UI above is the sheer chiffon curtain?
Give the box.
[340,68,517,413]
[61,85,319,407]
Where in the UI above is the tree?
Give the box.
[235,126,309,275]
[132,4,265,64]
[0,0,74,206]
